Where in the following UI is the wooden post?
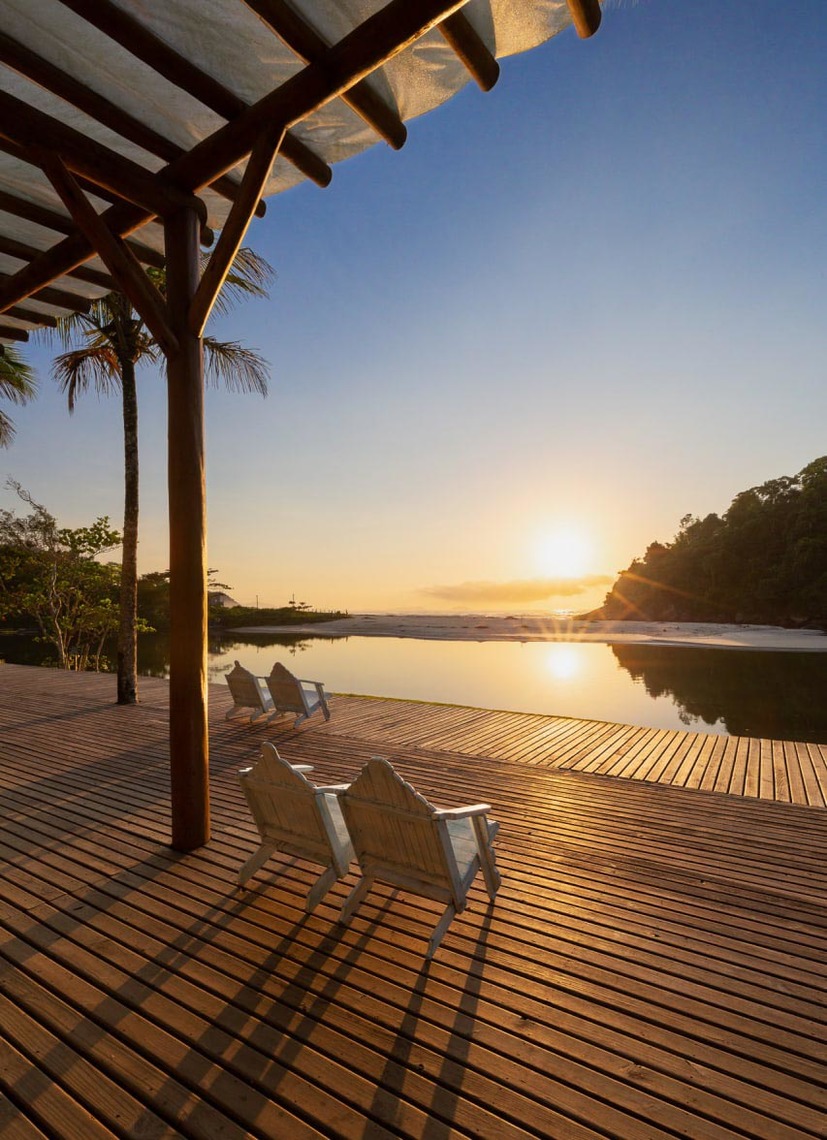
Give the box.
[164,206,210,850]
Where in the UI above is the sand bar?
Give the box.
[233,614,827,651]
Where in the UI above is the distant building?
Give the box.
[208,591,240,609]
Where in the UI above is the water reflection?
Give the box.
[610,643,827,743]
[544,644,583,682]
[4,630,827,742]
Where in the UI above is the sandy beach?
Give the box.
[234,614,827,651]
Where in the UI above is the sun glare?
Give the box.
[544,644,583,682]
[534,528,593,579]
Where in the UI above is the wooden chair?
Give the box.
[237,742,353,911]
[224,660,275,723]
[339,756,502,958]
[265,661,331,726]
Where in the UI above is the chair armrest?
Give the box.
[314,783,350,794]
[433,803,492,820]
[237,763,313,776]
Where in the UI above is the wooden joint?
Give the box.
[36,151,179,357]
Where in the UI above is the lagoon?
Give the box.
[6,627,826,743]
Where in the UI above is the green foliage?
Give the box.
[0,482,123,669]
[0,346,37,447]
[207,604,348,630]
[598,457,827,627]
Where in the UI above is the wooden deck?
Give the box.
[1,663,826,1139]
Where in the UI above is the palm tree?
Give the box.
[0,345,37,447]
[48,248,272,704]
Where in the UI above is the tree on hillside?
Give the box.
[47,248,273,705]
[0,345,36,447]
[597,457,827,627]
[0,481,121,670]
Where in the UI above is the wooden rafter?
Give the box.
[0,0,469,317]
[0,234,111,291]
[0,322,28,341]
[242,0,407,149]
[0,188,165,270]
[0,91,207,224]
[0,31,266,219]
[440,12,499,91]
[57,0,331,190]
[0,275,91,313]
[190,126,285,336]
[37,153,178,357]
[162,0,475,190]
[4,305,57,327]
[566,0,602,39]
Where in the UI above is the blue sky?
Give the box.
[3,0,826,612]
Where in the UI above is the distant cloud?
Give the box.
[419,575,615,604]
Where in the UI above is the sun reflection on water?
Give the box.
[544,643,583,682]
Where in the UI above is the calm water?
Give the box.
[5,629,827,743]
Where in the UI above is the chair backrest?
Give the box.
[266,662,307,714]
[239,743,334,863]
[226,660,267,710]
[341,757,456,895]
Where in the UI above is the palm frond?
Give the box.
[52,345,123,412]
[0,345,36,403]
[207,246,274,318]
[0,407,15,447]
[203,337,269,395]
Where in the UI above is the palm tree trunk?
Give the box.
[118,357,139,703]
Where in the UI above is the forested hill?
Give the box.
[591,457,827,628]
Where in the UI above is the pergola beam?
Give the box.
[0,274,91,313]
[0,322,28,341]
[58,0,331,190]
[242,0,407,149]
[0,234,112,291]
[0,188,166,270]
[190,127,285,337]
[4,305,57,327]
[566,0,602,39]
[0,0,467,317]
[164,0,473,191]
[0,31,266,219]
[0,183,212,318]
[0,91,207,224]
[38,153,179,356]
[440,13,499,91]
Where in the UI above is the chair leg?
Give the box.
[306,865,338,912]
[238,843,275,887]
[426,903,457,959]
[338,876,371,924]
[472,816,502,896]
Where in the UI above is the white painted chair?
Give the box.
[237,742,353,912]
[338,756,502,958]
[265,661,331,726]
[224,660,275,723]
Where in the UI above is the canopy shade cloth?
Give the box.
[0,0,603,849]
[0,0,602,341]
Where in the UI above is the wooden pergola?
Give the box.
[0,0,602,851]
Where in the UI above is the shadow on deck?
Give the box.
[1,664,825,1138]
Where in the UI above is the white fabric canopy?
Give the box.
[0,0,594,330]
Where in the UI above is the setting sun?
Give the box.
[534,528,593,579]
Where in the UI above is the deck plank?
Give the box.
[2,663,827,1140]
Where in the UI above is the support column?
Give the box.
[164,206,210,850]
